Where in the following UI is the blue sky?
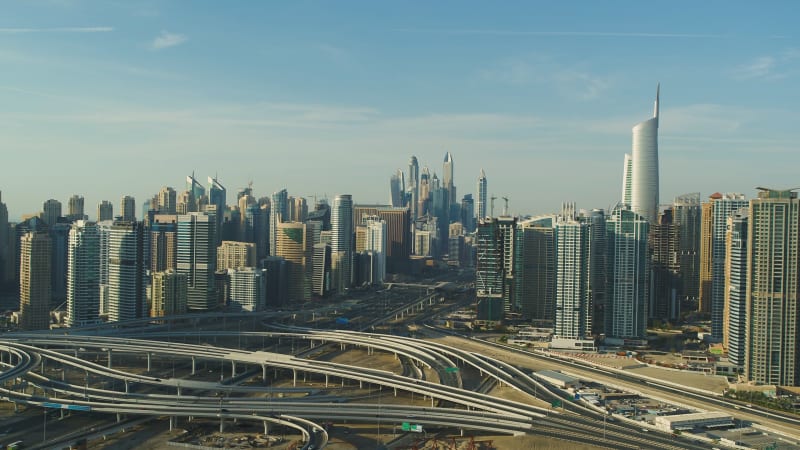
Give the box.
[1,1,799,220]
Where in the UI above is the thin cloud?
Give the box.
[151,31,187,50]
[0,26,113,33]
[396,29,728,39]
[732,49,798,81]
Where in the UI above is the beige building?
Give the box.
[276,222,312,302]
[217,240,256,270]
[151,269,187,317]
[150,215,178,273]
[19,231,51,330]
[698,194,718,314]
[745,189,800,386]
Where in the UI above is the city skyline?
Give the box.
[1,2,800,218]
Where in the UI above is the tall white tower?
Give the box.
[477,169,487,220]
[630,85,660,223]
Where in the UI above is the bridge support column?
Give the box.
[359,380,362,389]
[147,353,151,372]
[107,349,112,369]
[124,380,129,394]
[60,409,65,419]
[169,416,175,431]
[219,417,224,433]
[262,365,267,383]
[62,368,66,382]
[41,358,46,374]
[177,386,182,396]
[191,356,196,375]
[292,369,297,387]
[264,421,268,435]
[116,413,122,423]
[325,374,329,388]
[12,402,17,413]
[231,361,236,377]
[431,397,434,407]
[393,387,397,397]
[460,428,464,436]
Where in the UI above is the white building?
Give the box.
[227,267,266,312]
[66,220,100,327]
[630,85,660,223]
[654,412,733,432]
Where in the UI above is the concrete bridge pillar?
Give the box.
[219,417,224,433]
[191,356,196,375]
[147,353,152,372]
[263,421,269,435]
[107,349,112,369]
[231,361,236,377]
[124,380,129,394]
[262,365,267,383]
[292,369,297,387]
[41,358,46,375]
[394,387,397,397]
[325,374,329,388]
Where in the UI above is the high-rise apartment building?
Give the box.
[673,193,701,311]
[477,169,487,220]
[443,152,455,204]
[363,216,387,284]
[66,220,100,327]
[97,200,114,222]
[19,231,51,330]
[217,240,256,270]
[724,209,748,370]
[353,206,411,274]
[67,195,85,221]
[177,213,217,311]
[605,208,649,340]
[49,223,70,306]
[227,267,266,312]
[270,189,288,257]
[711,193,748,340]
[107,221,146,322]
[156,187,177,214]
[630,85,660,223]
[331,194,353,292]
[461,194,475,233]
[150,215,177,273]
[276,222,312,302]
[475,217,505,321]
[120,195,136,222]
[699,195,716,314]
[42,199,62,226]
[649,208,680,322]
[312,243,331,297]
[150,269,187,317]
[554,207,592,339]
[745,189,800,386]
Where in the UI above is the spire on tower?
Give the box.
[654,83,660,121]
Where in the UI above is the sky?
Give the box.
[1,0,799,220]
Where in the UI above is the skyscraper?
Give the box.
[514,217,556,323]
[217,241,256,270]
[363,216,387,284]
[42,199,62,226]
[389,169,406,207]
[107,221,146,322]
[331,194,353,292]
[724,209,748,370]
[554,206,592,339]
[673,193,702,311]
[312,243,331,297]
[0,192,12,288]
[177,213,217,311]
[621,154,632,206]
[275,222,312,302]
[477,169,487,220]
[156,187,177,214]
[443,151,455,204]
[150,269,187,317]
[711,193,748,340]
[353,206,411,274]
[745,188,800,386]
[186,172,205,207]
[649,208,680,322]
[630,85,660,223]
[208,176,226,244]
[150,215,177,273]
[120,195,136,222]
[699,194,717,314]
[408,156,419,219]
[269,189,288,257]
[606,208,649,340]
[227,267,266,312]
[67,195,85,221]
[19,231,51,330]
[475,217,504,321]
[66,220,100,327]
[418,167,430,217]
[461,194,475,233]
[97,200,114,222]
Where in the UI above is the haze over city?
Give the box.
[2,1,800,219]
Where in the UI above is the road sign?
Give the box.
[401,422,423,433]
[42,402,63,409]
[41,402,91,412]
[67,404,92,412]
[445,367,459,373]
[551,399,562,408]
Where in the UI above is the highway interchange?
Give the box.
[0,286,798,449]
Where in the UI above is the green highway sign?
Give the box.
[445,367,459,373]
[551,399,562,408]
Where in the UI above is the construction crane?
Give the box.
[502,196,509,216]
[490,195,497,218]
